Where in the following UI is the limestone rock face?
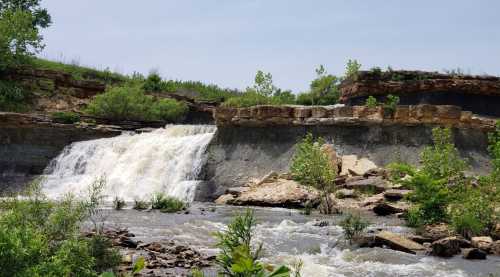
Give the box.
[374,231,425,254]
[227,178,320,208]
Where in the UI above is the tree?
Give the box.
[0,0,51,70]
[310,65,339,105]
[253,70,276,98]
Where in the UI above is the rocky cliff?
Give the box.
[339,70,500,117]
[0,112,122,193]
[200,105,496,200]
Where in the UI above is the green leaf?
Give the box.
[267,265,291,277]
[132,256,145,273]
[99,272,115,277]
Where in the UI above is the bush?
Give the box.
[421,128,468,182]
[151,193,186,213]
[112,197,126,210]
[340,213,369,245]
[51,111,80,124]
[387,162,416,184]
[365,96,378,108]
[85,84,188,122]
[0,181,121,276]
[383,94,400,115]
[0,80,31,111]
[290,133,337,214]
[88,235,122,273]
[214,209,292,277]
[133,199,149,210]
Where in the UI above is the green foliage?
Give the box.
[488,121,500,182]
[290,133,336,191]
[100,257,145,277]
[369,67,382,78]
[0,79,30,111]
[308,65,340,105]
[51,111,80,124]
[387,162,416,185]
[0,8,44,70]
[383,94,400,115]
[143,71,165,92]
[345,59,361,80]
[215,209,292,277]
[339,213,369,245]
[253,70,276,98]
[151,193,186,213]
[85,84,188,122]
[421,128,468,181]
[32,58,127,84]
[112,197,126,210]
[222,90,294,108]
[291,133,337,214]
[0,180,121,276]
[133,199,149,210]
[365,96,378,108]
[0,0,51,28]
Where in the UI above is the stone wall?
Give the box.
[0,112,122,193]
[199,104,497,200]
[214,105,497,132]
[339,70,500,117]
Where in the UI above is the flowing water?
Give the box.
[40,124,500,276]
[102,205,500,277]
[41,125,216,202]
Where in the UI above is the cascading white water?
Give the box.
[41,125,216,202]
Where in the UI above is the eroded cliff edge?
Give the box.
[199,105,496,200]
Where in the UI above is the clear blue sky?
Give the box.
[40,0,500,92]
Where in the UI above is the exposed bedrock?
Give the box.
[0,112,122,193]
[200,105,496,200]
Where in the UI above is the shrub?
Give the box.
[383,94,400,115]
[421,128,468,182]
[112,197,126,210]
[369,67,382,78]
[387,162,416,184]
[488,121,500,182]
[0,180,121,276]
[450,188,495,238]
[85,84,188,122]
[308,65,340,105]
[365,96,378,108]
[291,133,337,214]
[151,193,186,213]
[345,59,361,80]
[87,235,122,273]
[143,71,164,92]
[0,79,31,111]
[133,199,149,210]
[214,209,291,277]
[51,111,80,124]
[340,213,369,245]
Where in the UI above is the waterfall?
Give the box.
[41,125,216,202]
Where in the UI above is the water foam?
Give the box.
[41,125,216,202]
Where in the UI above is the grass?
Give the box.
[31,58,127,84]
[151,193,186,213]
[112,197,126,210]
[51,111,80,124]
[133,199,149,210]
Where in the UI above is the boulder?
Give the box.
[225,187,250,197]
[321,144,340,173]
[340,155,378,176]
[227,179,320,208]
[255,171,279,186]
[431,236,462,257]
[462,248,487,260]
[373,202,404,216]
[492,241,500,255]
[335,189,357,199]
[384,189,411,201]
[214,194,235,205]
[344,176,388,193]
[420,224,454,241]
[407,234,434,244]
[374,231,425,254]
[471,236,493,253]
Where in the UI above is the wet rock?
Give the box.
[227,178,320,208]
[214,194,235,204]
[471,236,493,253]
[344,176,388,193]
[117,236,138,248]
[383,189,411,201]
[491,241,500,255]
[462,248,487,260]
[313,220,329,227]
[336,189,357,199]
[373,202,404,216]
[431,236,462,257]
[420,223,454,241]
[374,231,425,254]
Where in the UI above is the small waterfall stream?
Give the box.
[41,125,216,202]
